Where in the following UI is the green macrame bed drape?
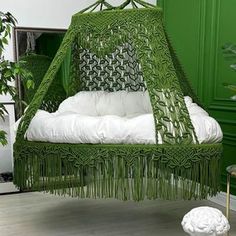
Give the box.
[14,0,222,201]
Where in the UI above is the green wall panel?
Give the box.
[159,0,204,96]
[159,0,236,194]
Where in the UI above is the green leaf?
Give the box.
[230,64,236,71]
[223,83,236,92]
[4,70,12,78]
[26,79,35,89]
[0,103,9,117]
[0,130,7,146]
[2,37,8,45]
[231,95,236,101]
[13,68,20,75]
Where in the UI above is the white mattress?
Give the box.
[16,91,223,144]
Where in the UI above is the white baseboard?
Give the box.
[209,192,236,212]
[0,182,18,194]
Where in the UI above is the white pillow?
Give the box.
[58,91,103,116]
[96,91,126,116]
[124,91,152,116]
[57,90,153,117]
[184,96,208,116]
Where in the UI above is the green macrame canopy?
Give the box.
[14,0,222,201]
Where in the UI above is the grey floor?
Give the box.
[0,192,235,236]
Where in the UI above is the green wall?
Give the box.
[159,0,236,194]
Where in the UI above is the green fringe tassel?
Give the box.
[14,141,222,201]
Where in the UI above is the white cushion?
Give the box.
[96,91,126,116]
[58,91,103,116]
[18,92,223,145]
[58,90,152,117]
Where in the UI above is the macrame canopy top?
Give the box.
[79,0,156,13]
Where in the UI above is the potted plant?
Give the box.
[0,11,34,145]
[222,43,236,100]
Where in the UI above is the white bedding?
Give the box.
[16,91,223,144]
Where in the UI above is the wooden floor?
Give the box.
[0,193,235,236]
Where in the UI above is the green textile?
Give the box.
[14,141,222,201]
[73,42,146,92]
[36,33,62,57]
[36,34,71,94]
[14,0,222,200]
[60,48,71,94]
[20,54,66,112]
[17,8,198,145]
[20,54,52,105]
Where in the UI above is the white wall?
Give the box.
[0,106,15,173]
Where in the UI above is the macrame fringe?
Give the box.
[14,142,222,201]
